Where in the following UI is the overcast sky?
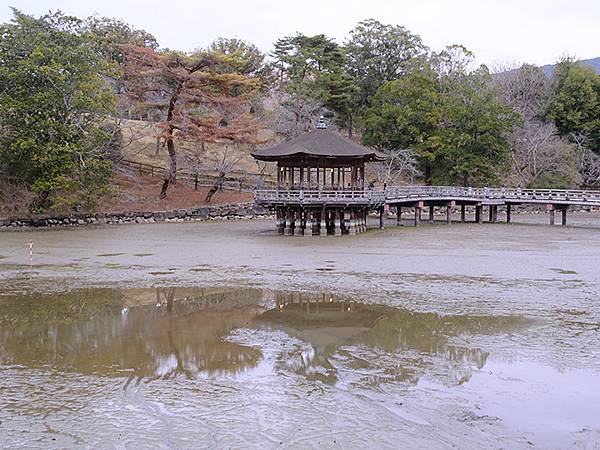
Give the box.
[2,0,599,67]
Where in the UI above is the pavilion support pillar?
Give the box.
[334,209,342,236]
[276,207,285,235]
[548,204,555,226]
[396,206,402,226]
[360,209,366,233]
[488,206,494,223]
[446,205,452,225]
[304,210,313,237]
[460,204,466,222]
[492,205,498,223]
[475,205,483,223]
[561,206,568,226]
[319,208,328,236]
[284,208,294,236]
[348,210,357,235]
[379,206,385,229]
[429,205,434,223]
[506,204,512,223]
[295,209,304,236]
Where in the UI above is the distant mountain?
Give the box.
[541,57,600,78]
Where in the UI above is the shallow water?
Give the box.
[1,287,599,449]
[1,217,600,448]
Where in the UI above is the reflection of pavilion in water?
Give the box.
[258,292,529,385]
[0,287,531,388]
[0,288,265,383]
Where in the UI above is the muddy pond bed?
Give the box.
[1,218,600,448]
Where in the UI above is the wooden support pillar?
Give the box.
[446,205,452,225]
[475,205,483,223]
[460,204,466,222]
[334,209,342,236]
[379,206,385,229]
[414,206,422,227]
[348,210,356,235]
[548,204,555,226]
[295,209,304,236]
[429,205,434,223]
[284,208,294,236]
[561,207,567,226]
[488,205,494,223]
[276,207,285,235]
[487,205,498,223]
[506,204,512,223]
[319,209,327,236]
[304,210,313,237]
[396,206,402,226]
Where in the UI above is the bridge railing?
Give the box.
[254,186,600,206]
[384,186,600,203]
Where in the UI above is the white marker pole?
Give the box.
[29,240,33,261]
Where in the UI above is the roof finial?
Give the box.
[316,115,327,129]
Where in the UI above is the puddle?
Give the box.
[96,253,125,257]
[0,287,597,448]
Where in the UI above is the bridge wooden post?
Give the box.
[488,206,493,223]
[379,206,385,229]
[414,204,422,227]
[561,207,568,226]
[475,205,483,223]
[506,204,512,223]
[319,208,328,236]
[396,206,402,226]
[460,204,466,222]
[429,205,434,223]
[548,205,555,225]
[492,205,498,223]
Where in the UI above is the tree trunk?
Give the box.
[205,175,225,203]
[159,82,182,199]
[347,113,353,139]
[30,190,50,211]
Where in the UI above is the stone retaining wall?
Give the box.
[0,203,271,230]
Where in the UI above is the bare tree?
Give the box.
[507,121,578,187]
[375,148,421,185]
[204,146,244,203]
[495,64,579,187]
[273,91,325,140]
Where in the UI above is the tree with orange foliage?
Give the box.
[122,45,262,198]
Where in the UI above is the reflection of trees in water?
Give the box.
[0,288,263,383]
[258,292,531,386]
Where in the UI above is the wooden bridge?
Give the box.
[254,186,600,234]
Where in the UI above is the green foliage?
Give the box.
[272,33,358,133]
[548,58,600,152]
[345,19,428,115]
[207,37,273,92]
[0,9,116,211]
[85,15,158,65]
[364,61,518,186]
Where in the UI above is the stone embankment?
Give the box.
[0,203,270,230]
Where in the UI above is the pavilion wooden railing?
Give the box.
[254,186,600,207]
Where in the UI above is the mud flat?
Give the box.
[1,215,600,448]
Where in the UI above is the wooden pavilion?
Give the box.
[252,119,385,236]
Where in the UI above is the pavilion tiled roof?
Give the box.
[251,129,385,161]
